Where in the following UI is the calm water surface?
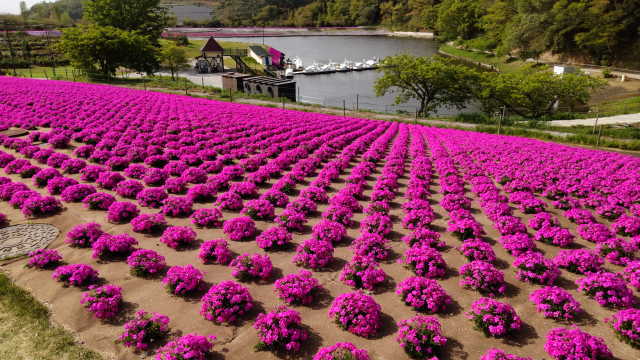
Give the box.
[221,36,468,115]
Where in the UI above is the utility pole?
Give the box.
[596,125,603,148]
[592,106,599,135]
[343,99,346,117]
[498,106,505,135]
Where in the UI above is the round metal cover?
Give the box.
[0,224,60,260]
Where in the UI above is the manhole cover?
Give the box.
[0,224,59,260]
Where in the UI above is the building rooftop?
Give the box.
[248,46,270,58]
[201,37,224,52]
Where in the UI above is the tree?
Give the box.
[84,0,167,41]
[159,43,189,80]
[436,0,485,40]
[58,25,159,78]
[374,55,478,116]
[20,1,29,20]
[472,68,605,118]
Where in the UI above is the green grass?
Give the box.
[12,65,75,80]
[0,271,102,360]
[439,44,541,73]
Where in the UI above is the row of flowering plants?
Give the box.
[8,77,640,359]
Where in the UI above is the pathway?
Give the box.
[549,113,640,127]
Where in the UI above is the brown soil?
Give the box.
[0,137,638,360]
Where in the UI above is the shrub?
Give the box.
[274,270,322,306]
[91,233,138,260]
[107,201,139,223]
[528,212,559,230]
[82,192,116,210]
[9,190,39,209]
[361,213,393,236]
[529,286,582,321]
[312,342,370,360]
[20,194,62,218]
[156,334,216,360]
[480,349,532,360]
[96,171,125,190]
[554,249,604,274]
[396,315,447,359]
[499,233,537,256]
[60,184,96,202]
[401,246,447,278]
[191,208,223,228]
[26,248,62,269]
[163,264,205,296]
[130,213,167,234]
[466,297,521,337]
[513,252,560,285]
[216,191,244,210]
[577,272,635,308]
[118,310,170,351]
[256,226,292,251]
[66,222,104,247]
[261,189,289,207]
[293,238,334,270]
[596,237,637,265]
[606,308,640,349]
[223,217,257,241]
[544,327,612,360]
[52,264,99,287]
[160,226,197,249]
[577,223,613,243]
[161,196,193,217]
[275,209,307,231]
[340,255,386,291]
[254,307,308,352]
[198,239,233,265]
[396,276,452,313]
[80,284,122,320]
[457,239,496,263]
[402,228,446,250]
[200,280,253,324]
[535,226,574,247]
[136,188,168,208]
[187,184,217,203]
[33,167,61,187]
[351,233,391,261]
[459,260,506,296]
[230,253,273,281]
[126,249,166,277]
[623,260,640,290]
[612,215,640,237]
[448,217,484,240]
[328,292,381,338]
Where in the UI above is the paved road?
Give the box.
[550,113,640,127]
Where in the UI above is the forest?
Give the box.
[10,0,640,67]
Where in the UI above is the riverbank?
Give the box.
[163,26,434,39]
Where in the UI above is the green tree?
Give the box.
[375,54,478,116]
[58,25,159,78]
[436,0,485,40]
[84,0,167,41]
[159,43,189,80]
[473,68,605,118]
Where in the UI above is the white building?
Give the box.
[248,46,272,66]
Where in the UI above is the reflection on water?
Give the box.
[219,35,471,115]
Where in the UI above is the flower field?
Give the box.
[0,77,639,359]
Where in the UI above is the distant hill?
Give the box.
[17,0,640,69]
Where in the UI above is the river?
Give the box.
[216,35,466,115]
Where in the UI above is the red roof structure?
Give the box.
[201,37,224,53]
